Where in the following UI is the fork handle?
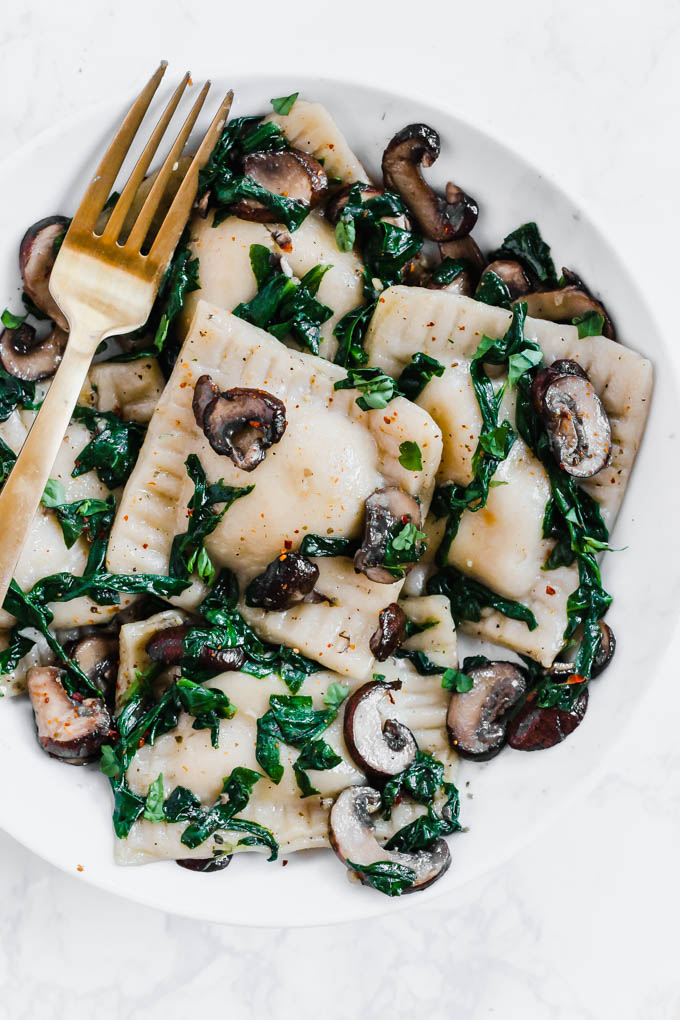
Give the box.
[0,326,101,609]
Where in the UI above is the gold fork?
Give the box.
[0,63,233,607]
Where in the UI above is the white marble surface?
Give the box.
[1,0,680,1016]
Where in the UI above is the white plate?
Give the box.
[0,74,678,927]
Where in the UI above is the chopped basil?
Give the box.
[142,774,166,822]
[573,311,605,338]
[347,860,417,897]
[299,534,358,558]
[256,694,338,785]
[335,218,356,252]
[0,437,17,486]
[334,366,402,412]
[398,440,422,471]
[0,371,37,423]
[292,738,342,797]
[270,92,299,115]
[233,244,333,355]
[381,751,448,819]
[322,681,350,710]
[494,222,556,284]
[393,647,446,675]
[333,302,374,369]
[427,567,538,631]
[71,406,146,489]
[474,271,511,309]
[430,257,469,287]
[153,244,200,352]
[1,308,26,329]
[441,667,474,693]
[169,455,254,585]
[397,353,445,401]
[385,781,461,853]
[507,346,543,387]
[0,634,34,677]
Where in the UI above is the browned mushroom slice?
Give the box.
[176,855,232,872]
[192,374,220,428]
[146,624,246,671]
[382,124,477,242]
[19,216,70,329]
[591,621,616,677]
[479,259,532,301]
[67,634,119,702]
[193,375,287,472]
[507,689,588,751]
[343,679,417,779]
[245,552,319,611]
[329,786,450,893]
[369,603,407,661]
[354,487,422,584]
[439,236,486,274]
[531,361,612,478]
[517,270,615,340]
[27,666,112,765]
[231,149,328,222]
[446,661,527,761]
[0,322,67,381]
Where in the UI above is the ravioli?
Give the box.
[181,210,364,360]
[115,609,456,864]
[263,98,369,185]
[364,287,653,665]
[78,357,165,423]
[107,300,443,678]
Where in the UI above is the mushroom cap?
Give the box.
[536,368,612,478]
[176,855,232,872]
[329,785,451,893]
[343,680,418,779]
[382,124,477,242]
[507,689,589,751]
[67,634,119,702]
[354,487,423,584]
[480,259,532,301]
[591,621,616,678]
[19,216,70,329]
[146,624,246,672]
[27,666,112,765]
[446,661,528,761]
[245,552,320,611]
[517,279,615,340]
[369,603,408,661]
[231,148,328,222]
[0,322,67,382]
[193,376,287,472]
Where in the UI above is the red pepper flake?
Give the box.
[281,859,289,867]
[138,738,146,749]
[567,673,586,685]
[545,585,556,596]
[71,692,84,702]
[76,865,84,872]
[284,539,292,550]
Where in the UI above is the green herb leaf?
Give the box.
[397,353,445,401]
[72,406,146,489]
[495,222,556,284]
[153,245,200,352]
[256,694,338,784]
[99,745,121,778]
[573,311,605,338]
[334,366,402,412]
[323,681,350,710]
[270,92,299,115]
[41,478,67,507]
[428,567,538,630]
[0,436,16,486]
[381,751,446,819]
[441,667,474,692]
[0,371,37,423]
[1,308,27,329]
[430,258,469,287]
[508,346,543,387]
[335,217,356,252]
[398,440,423,471]
[333,302,374,369]
[474,271,511,309]
[299,534,358,558]
[143,774,166,822]
[293,738,342,797]
[347,860,417,896]
[169,455,254,582]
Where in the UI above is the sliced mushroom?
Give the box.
[507,689,588,751]
[446,661,527,761]
[354,487,423,584]
[382,124,477,241]
[517,269,615,340]
[439,236,486,275]
[478,259,532,301]
[145,624,246,672]
[369,603,407,661]
[231,149,328,222]
[176,855,232,872]
[193,375,287,472]
[66,635,119,702]
[343,679,417,779]
[245,552,319,611]
[325,183,410,231]
[329,785,450,893]
[0,322,67,381]
[592,621,616,677]
[27,666,112,765]
[531,360,612,478]
[19,216,70,329]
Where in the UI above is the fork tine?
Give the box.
[148,90,234,271]
[126,80,211,253]
[70,62,168,234]
[100,71,191,243]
